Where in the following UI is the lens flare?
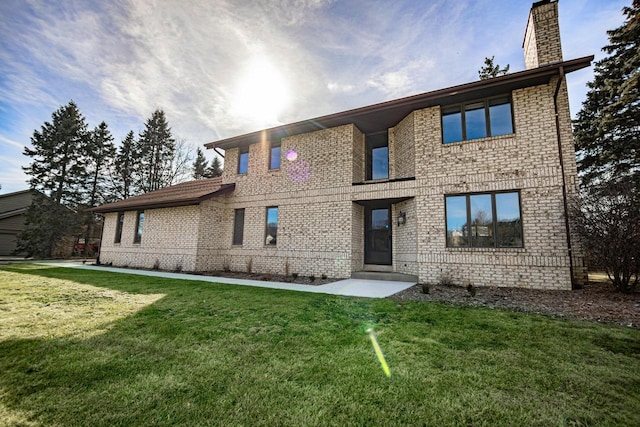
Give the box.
[287,159,311,184]
[367,328,391,378]
[286,149,298,161]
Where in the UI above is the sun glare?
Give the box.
[231,56,290,126]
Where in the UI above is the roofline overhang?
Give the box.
[91,183,235,214]
[205,56,593,151]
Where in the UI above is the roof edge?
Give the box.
[205,55,593,150]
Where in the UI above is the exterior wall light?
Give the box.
[397,211,406,226]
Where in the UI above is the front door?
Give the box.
[365,205,392,265]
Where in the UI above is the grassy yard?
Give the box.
[1,264,639,426]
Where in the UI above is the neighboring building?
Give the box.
[95,0,591,290]
[0,190,36,256]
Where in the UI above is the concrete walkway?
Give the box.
[28,260,416,299]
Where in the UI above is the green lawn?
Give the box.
[1,264,639,426]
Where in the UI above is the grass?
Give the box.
[0,264,639,426]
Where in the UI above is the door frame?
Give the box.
[364,202,392,265]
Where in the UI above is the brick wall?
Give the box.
[99,206,200,271]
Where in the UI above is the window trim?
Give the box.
[269,140,281,170]
[265,206,278,246]
[444,190,523,249]
[232,208,245,246]
[134,210,144,244]
[114,212,124,243]
[238,147,249,174]
[441,95,514,144]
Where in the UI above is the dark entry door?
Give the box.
[365,206,392,265]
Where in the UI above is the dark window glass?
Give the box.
[470,194,494,247]
[445,192,523,248]
[489,98,513,136]
[233,208,245,245]
[446,196,468,247]
[442,108,463,143]
[269,144,281,170]
[134,211,144,243]
[495,192,522,247]
[238,149,249,174]
[371,146,389,180]
[265,207,278,245]
[114,212,124,243]
[442,96,513,143]
[366,133,389,180]
[465,102,488,140]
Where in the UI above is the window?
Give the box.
[445,191,522,248]
[114,212,124,243]
[265,207,278,245]
[442,96,513,143]
[269,141,281,170]
[238,148,249,174]
[366,132,389,180]
[233,208,245,245]
[134,211,144,243]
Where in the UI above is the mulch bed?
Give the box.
[390,277,640,329]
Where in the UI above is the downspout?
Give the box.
[96,213,105,265]
[552,66,576,289]
[213,147,225,159]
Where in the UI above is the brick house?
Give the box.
[95,0,592,290]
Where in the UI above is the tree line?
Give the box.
[16,101,222,258]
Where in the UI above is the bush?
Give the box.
[571,180,639,293]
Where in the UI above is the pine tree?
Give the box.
[478,56,510,79]
[192,148,209,179]
[206,156,223,178]
[80,122,116,255]
[574,1,639,188]
[18,101,89,257]
[22,101,89,206]
[112,131,138,199]
[135,109,176,192]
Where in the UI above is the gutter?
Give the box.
[552,66,576,289]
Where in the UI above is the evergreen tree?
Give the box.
[206,156,223,178]
[84,122,116,206]
[112,131,138,199]
[192,148,209,179]
[18,101,89,257]
[478,56,510,79]
[574,1,639,188]
[22,101,89,206]
[135,109,176,192]
[80,122,115,256]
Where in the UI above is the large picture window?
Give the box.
[238,148,249,174]
[442,96,513,143]
[114,212,124,243]
[265,206,278,245]
[445,191,522,248]
[134,211,144,244]
[233,208,245,245]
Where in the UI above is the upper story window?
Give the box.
[366,132,389,180]
[114,212,124,243]
[265,206,278,245]
[269,141,281,170]
[134,211,145,244]
[445,191,522,248]
[442,96,513,144]
[238,148,249,174]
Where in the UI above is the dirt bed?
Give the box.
[391,273,640,329]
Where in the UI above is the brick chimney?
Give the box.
[523,0,563,69]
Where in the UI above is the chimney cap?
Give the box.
[531,0,558,9]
